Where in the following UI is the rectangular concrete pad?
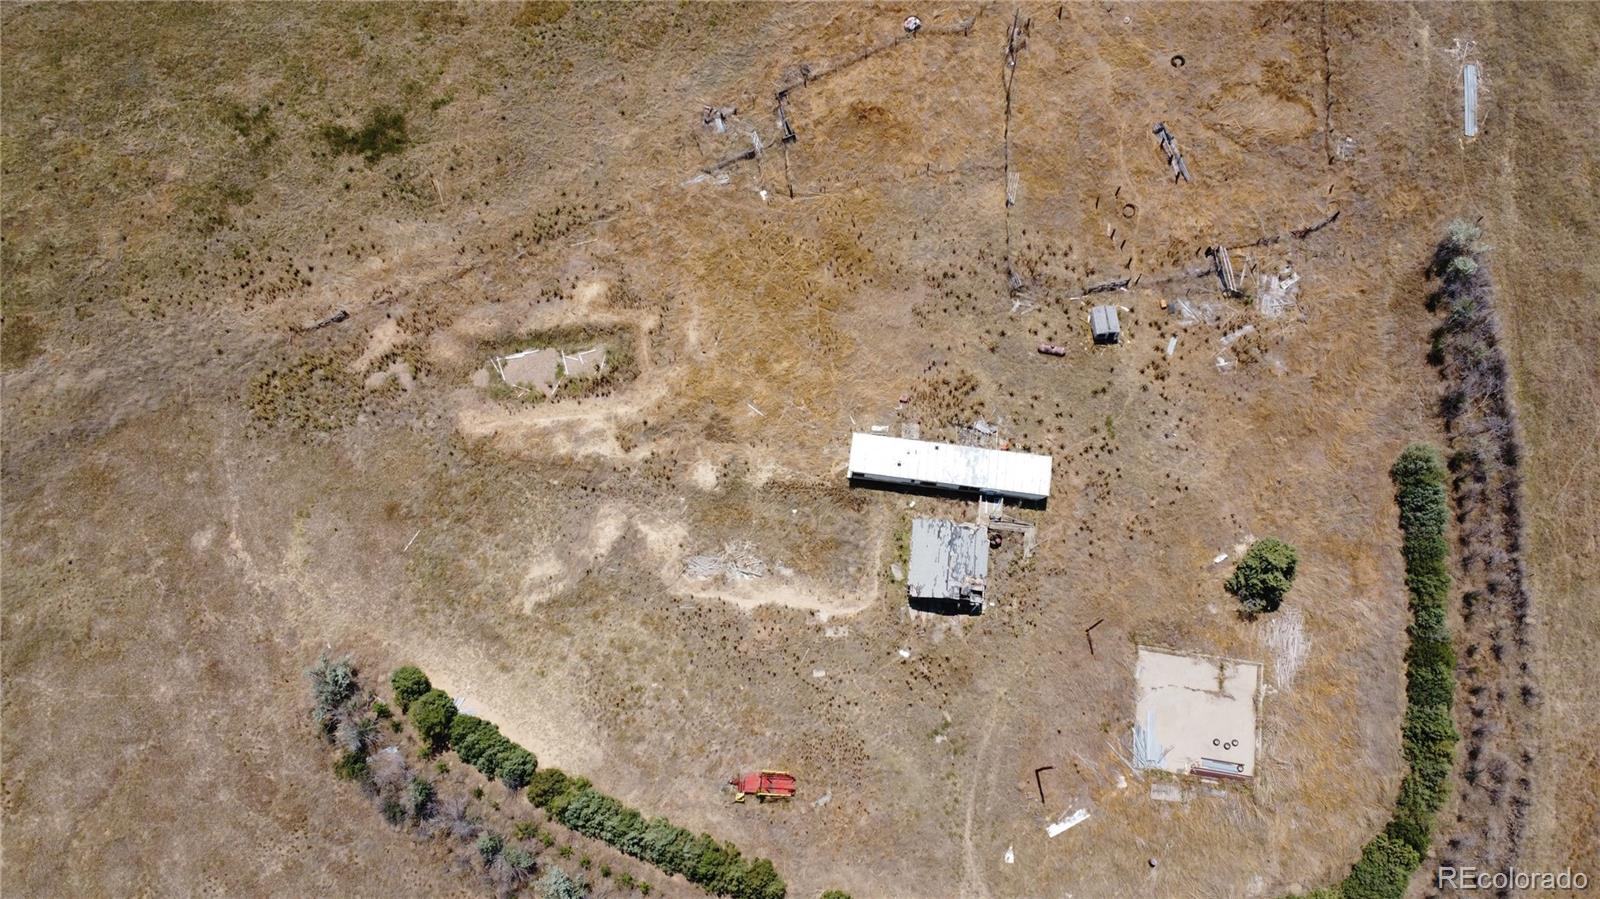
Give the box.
[1135,647,1262,777]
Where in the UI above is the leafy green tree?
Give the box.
[737,858,786,899]
[1225,538,1299,613]
[449,714,492,751]
[409,688,457,751]
[390,666,431,711]
[496,746,538,790]
[527,767,571,808]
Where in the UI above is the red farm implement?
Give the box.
[729,770,796,802]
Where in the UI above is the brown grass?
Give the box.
[3,3,1595,898]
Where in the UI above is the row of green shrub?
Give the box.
[1302,445,1460,899]
[392,666,785,899]
[528,767,785,899]
[391,666,539,789]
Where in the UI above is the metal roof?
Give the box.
[908,518,989,602]
[848,433,1052,500]
[1091,305,1121,336]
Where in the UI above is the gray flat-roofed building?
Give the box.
[1091,305,1121,344]
[848,433,1053,501]
[908,517,989,614]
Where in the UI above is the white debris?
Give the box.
[1046,808,1090,837]
[1259,605,1311,689]
[870,424,890,433]
[1212,553,1229,565]
[1150,783,1183,802]
[1003,846,1015,864]
[903,15,922,33]
[812,668,827,679]
[685,542,769,580]
[1256,268,1300,319]
[1463,64,1479,137]
[1165,336,1178,357]
[898,648,912,659]
[812,791,832,808]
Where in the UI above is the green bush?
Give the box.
[409,688,457,751]
[503,844,536,875]
[394,671,786,899]
[528,767,572,808]
[405,776,435,821]
[476,831,504,862]
[1405,656,1455,709]
[822,892,855,899]
[1225,538,1299,613]
[1295,442,1458,899]
[541,867,590,899]
[1340,833,1420,899]
[497,746,538,789]
[390,666,431,711]
[449,714,492,750]
[333,749,369,783]
[321,107,409,163]
[309,655,358,734]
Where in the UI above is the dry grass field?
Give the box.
[3,3,1595,898]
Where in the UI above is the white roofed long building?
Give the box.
[847,433,1053,501]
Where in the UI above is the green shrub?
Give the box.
[1405,656,1455,709]
[1340,833,1420,899]
[541,867,590,899]
[528,767,572,808]
[476,831,504,862]
[822,892,855,899]
[309,655,358,734]
[409,688,457,751]
[497,746,538,789]
[381,797,406,826]
[321,108,409,163]
[1300,442,1458,898]
[390,666,431,711]
[333,749,370,783]
[405,776,435,821]
[1225,538,1299,613]
[398,669,785,898]
[372,699,392,719]
[449,713,491,749]
[503,844,536,874]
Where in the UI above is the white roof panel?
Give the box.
[847,433,1052,500]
